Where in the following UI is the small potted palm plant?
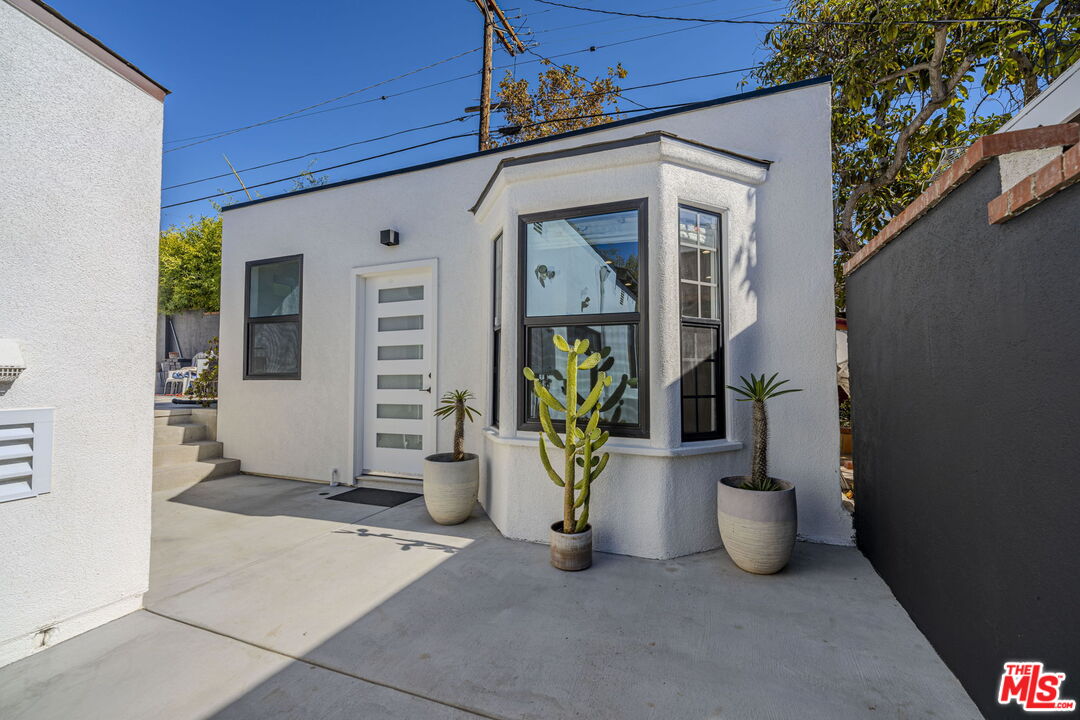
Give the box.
[523,334,612,571]
[423,389,480,525]
[718,373,802,574]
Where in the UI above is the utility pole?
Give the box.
[470,0,525,152]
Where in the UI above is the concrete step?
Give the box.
[152,457,241,492]
[153,422,206,445]
[353,475,424,494]
[154,410,194,426]
[153,440,224,468]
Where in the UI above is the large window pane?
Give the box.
[249,259,301,317]
[526,209,639,317]
[525,324,639,427]
[247,321,300,376]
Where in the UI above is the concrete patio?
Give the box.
[0,474,980,719]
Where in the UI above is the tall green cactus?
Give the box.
[522,334,612,534]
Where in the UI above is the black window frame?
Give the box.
[491,233,502,427]
[678,205,724,441]
[517,198,649,438]
[244,254,303,380]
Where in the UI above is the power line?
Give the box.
[163,65,757,192]
[528,0,778,35]
[162,115,476,191]
[162,91,759,210]
[533,0,1053,27]
[163,47,482,151]
[160,8,770,156]
[161,133,478,209]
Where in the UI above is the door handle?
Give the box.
[420,386,431,393]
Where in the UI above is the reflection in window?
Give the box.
[526,209,639,317]
[376,433,423,450]
[245,255,302,379]
[520,201,647,436]
[249,258,301,317]
[525,325,639,427]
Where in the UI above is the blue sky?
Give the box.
[51,0,786,228]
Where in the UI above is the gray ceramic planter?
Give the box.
[717,477,797,574]
[549,522,592,571]
[422,453,478,525]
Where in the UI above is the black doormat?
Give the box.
[327,487,420,507]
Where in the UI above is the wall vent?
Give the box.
[0,408,54,503]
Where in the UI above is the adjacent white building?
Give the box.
[219,77,850,559]
[0,0,166,666]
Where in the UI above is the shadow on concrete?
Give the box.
[159,478,977,720]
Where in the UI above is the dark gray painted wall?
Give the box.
[847,159,1080,719]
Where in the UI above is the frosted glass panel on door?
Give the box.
[378,315,423,332]
[377,344,423,360]
[249,259,301,317]
[377,374,423,389]
[376,433,423,450]
[378,286,424,303]
[377,404,422,419]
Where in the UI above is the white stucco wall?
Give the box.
[0,3,163,666]
[219,80,849,558]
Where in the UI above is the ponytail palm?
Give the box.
[727,373,802,491]
[433,389,480,461]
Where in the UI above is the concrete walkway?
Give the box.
[0,475,981,719]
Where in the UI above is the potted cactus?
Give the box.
[522,334,611,571]
[423,389,480,525]
[718,373,802,574]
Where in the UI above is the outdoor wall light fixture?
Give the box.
[0,339,26,385]
[380,229,400,247]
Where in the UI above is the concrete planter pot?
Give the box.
[717,477,797,575]
[549,522,592,571]
[422,453,478,525]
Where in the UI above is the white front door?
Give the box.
[362,272,434,478]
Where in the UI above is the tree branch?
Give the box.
[836,25,976,253]
[877,62,930,85]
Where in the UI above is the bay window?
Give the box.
[518,200,648,437]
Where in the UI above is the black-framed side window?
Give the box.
[244,254,303,380]
[518,199,648,438]
[678,206,724,440]
[491,233,502,427]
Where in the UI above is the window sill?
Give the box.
[482,427,742,457]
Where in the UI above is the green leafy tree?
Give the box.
[494,60,628,146]
[158,215,222,314]
[752,0,1080,307]
[185,336,219,407]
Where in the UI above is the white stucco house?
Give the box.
[0,0,166,666]
[219,77,850,559]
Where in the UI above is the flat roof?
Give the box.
[222,76,829,213]
[5,0,168,100]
